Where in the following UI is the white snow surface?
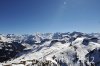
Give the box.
[0,32,100,66]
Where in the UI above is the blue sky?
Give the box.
[0,0,100,34]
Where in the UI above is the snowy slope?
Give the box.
[0,32,100,66]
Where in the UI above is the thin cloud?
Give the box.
[64,1,67,5]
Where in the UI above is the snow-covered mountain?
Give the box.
[0,32,100,66]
